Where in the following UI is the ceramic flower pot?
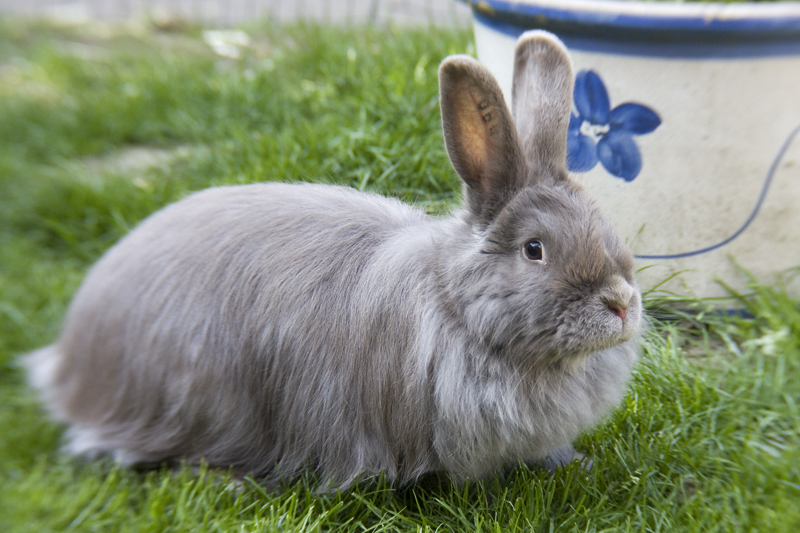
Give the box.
[464,0,800,300]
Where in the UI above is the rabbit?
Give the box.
[25,30,642,490]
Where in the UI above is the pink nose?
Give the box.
[608,305,627,320]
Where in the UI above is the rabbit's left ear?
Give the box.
[512,31,575,183]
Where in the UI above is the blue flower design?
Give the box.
[567,70,661,182]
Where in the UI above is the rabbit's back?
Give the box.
[33,182,436,482]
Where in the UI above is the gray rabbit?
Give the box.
[26,31,642,489]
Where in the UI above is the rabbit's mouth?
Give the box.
[490,308,640,367]
[468,288,642,364]
[554,296,642,358]
[504,291,642,363]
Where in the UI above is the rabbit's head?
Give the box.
[438,31,641,365]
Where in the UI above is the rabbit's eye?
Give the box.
[523,240,544,262]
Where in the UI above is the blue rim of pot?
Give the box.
[462,0,800,57]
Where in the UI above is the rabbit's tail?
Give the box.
[23,345,68,420]
[23,345,133,461]
[24,345,60,392]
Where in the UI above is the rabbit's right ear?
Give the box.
[439,55,526,227]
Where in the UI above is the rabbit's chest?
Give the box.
[430,345,622,478]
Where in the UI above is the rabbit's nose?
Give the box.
[602,277,634,320]
[606,301,628,320]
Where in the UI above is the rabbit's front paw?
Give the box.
[533,444,593,474]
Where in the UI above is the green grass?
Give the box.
[1,18,799,533]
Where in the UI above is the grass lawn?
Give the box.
[1,17,799,532]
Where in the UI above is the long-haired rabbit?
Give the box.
[26,31,641,489]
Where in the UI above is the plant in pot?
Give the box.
[460,0,800,301]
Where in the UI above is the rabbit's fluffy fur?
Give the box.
[26,31,642,489]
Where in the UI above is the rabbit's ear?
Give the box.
[512,31,574,183]
[439,55,526,226]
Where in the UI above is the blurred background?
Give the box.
[0,0,472,26]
